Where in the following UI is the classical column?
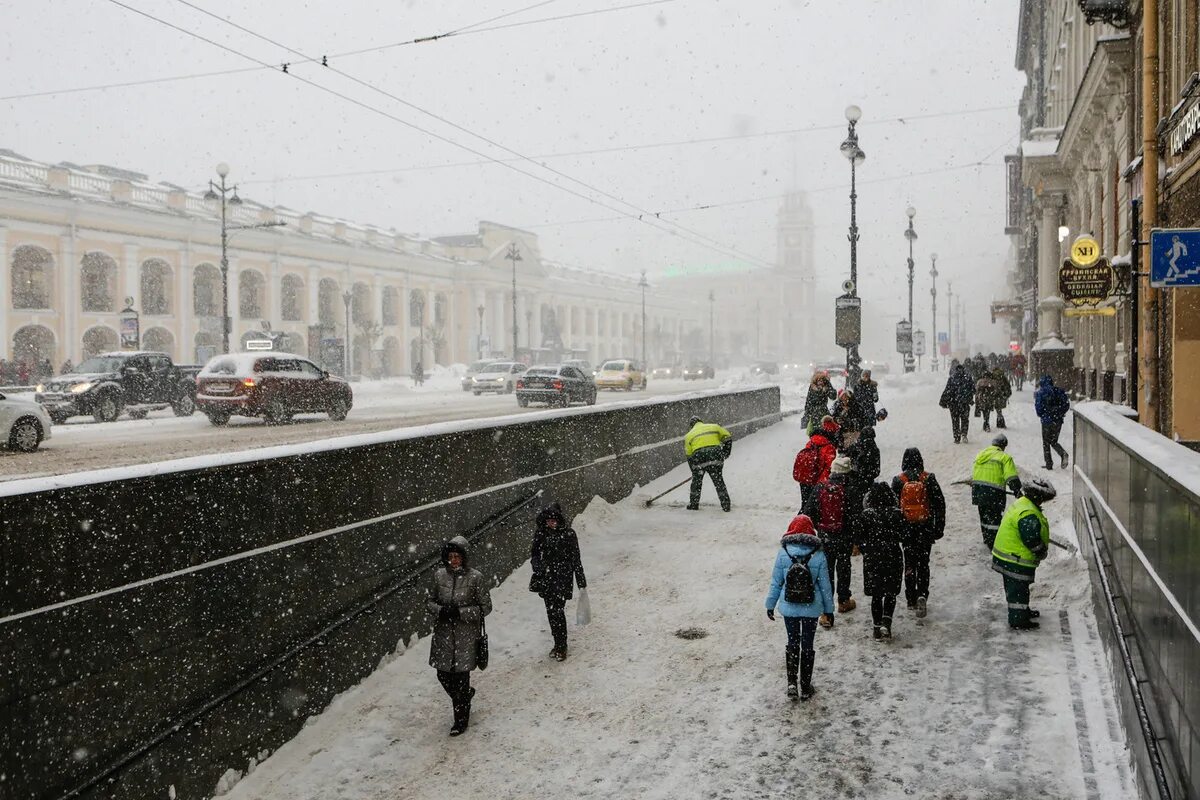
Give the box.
[0,226,8,356]
[269,258,282,328]
[59,232,76,362]
[1031,192,1073,385]
[122,243,139,310]
[227,257,240,347]
[179,246,192,363]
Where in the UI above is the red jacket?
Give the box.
[801,432,837,485]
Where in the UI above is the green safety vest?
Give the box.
[972,446,1018,491]
[685,422,730,457]
[992,497,1049,570]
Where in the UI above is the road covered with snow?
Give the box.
[215,373,1133,800]
[0,367,758,482]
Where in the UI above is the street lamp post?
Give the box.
[708,290,715,365]
[840,105,866,380]
[505,243,522,361]
[930,253,939,372]
[204,162,285,354]
[476,304,485,360]
[904,206,917,373]
[638,270,648,367]
[342,290,353,377]
[946,281,954,362]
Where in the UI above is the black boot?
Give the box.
[799,651,815,700]
[785,647,799,695]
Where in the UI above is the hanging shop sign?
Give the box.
[1064,307,1118,318]
[1170,98,1200,156]
[1059,234,1115,307]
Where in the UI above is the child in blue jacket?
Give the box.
[765,514,836,700]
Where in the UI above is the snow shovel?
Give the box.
[948,480,1078,555]
[644,476,691,507]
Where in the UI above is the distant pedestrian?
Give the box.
[792,415,839,510]
[974,370,1003,432]
[60,359,74,375]
[992,477,1058,630]
[765,514,835,700]
[17,360,31,385]
[1009,352,1027,391]
[802,455,857,615]
[857,482,905,640]
[832,389,860,447]
[971,434,1022,550]
[939,362,975,444]
[1034,375,1070,470]
[426,536,492,736]
[529,503,587,661]
[851,370,879,429]
[989,366,1011,429]
[37,358,53,382]
[802,372,837,435]
[685,415,733,511]
[413,360,426,387]
[889,448,946,618]
[846,425,880,486]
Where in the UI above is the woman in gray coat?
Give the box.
[427,535,492,736]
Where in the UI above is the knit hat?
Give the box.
[992,433,1009,448]
[785,514,816,536]
[821,415,839,433]
[830,455,853,475]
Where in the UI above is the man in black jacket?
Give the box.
[940,362,976,444]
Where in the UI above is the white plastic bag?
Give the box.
[576,588,591,626]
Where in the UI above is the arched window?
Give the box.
[11,245,53,310]
[82,326,119,359]
[81,252,117,313]
[12,324,56,364]
[239,269,265,319]
[352,282,371,325]
[140,258,172,315]
[381,286,398,325]
[409,290,426,327]
[141,327,175,358]
[318,278,339,326]
[281,274,304,321]
[434,292,448,325]
[194,264,220,317]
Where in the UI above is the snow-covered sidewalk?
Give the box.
[217,375,1133,800]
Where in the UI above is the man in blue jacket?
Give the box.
[1034,375,1070,470]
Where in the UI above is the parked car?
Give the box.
[595,359,647,391]
[682,362,715,381]
[0,392,52,452]
[563,359,595,377]
[749,361,779,376]
[195,353,352,426]
[515,364,597,407]
[780,362,807,379]
[461,360,496,391]
[35,351,198,423]
[651,365,681,379]
[472,361,526,394]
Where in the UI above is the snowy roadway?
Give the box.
[215,374,1134,800]
[0,371,735,482]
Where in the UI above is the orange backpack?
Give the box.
[898,472,931,523]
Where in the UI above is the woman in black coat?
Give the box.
[857,482,905,640]
[939,362,976,444]
[530,503,587,661]
[802,372,838,435]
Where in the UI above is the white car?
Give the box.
[1,392,53,452]
[472,361,527,394]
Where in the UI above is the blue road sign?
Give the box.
[1150,228,1200,287]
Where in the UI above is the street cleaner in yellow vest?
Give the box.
[991,476,1057,630]
[972,434,1023,550]
[685,415,733,512]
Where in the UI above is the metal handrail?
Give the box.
[1080,495,1173,800]
[55,488,544,800]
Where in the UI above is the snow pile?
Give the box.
[349,364,466,407]
[215,382,1131,800]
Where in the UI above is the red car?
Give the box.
[196,353,352,426]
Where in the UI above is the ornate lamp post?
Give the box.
[930,253,939,372]
[638,270,649,366]
[840,105,866,380]
[904,206,917,373]
[708,290,715,365]
[342,290,353,377]
[505,243,522,360]
[476,304,485,359]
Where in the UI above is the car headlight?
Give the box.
[35,383,44,393]
[70,382,96,394]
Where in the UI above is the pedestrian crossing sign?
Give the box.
[1150,228,1200,287]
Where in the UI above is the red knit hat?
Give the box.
[785,515,816,536]
[821,416,839,433]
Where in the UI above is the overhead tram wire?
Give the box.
[100,0,776,270]
[3,0,675,102]
[143,0,781,270]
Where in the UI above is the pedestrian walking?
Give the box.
[1009,352,1027,391]
[846,425,880,486]
[1034,375,1071,470]
[426,536,492,736]
[939,362,975,444]
[529,503,587,661]
[971,434,1022,550]
[991,477,1058,629]
[989,366,1011,429]
[802,372,837,435]
[60,359,74,375]
[17,360,31,386]
[889,448,946,617]
[802,455,857,615]
[684,415,733,511]
[792,415,839,511]
[857,482,905,640]
[974,370,1002,432]
[765,514,835,700]
[832,390,860,447]
[851,370,879,429]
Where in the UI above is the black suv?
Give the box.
[35,351,199,423]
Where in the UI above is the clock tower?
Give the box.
[776,192,818,357]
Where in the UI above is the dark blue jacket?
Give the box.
[1034,376,1070,425]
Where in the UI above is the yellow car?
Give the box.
[595,358,647,391]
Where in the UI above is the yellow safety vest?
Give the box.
[992,497,1049,570]
[685,422,731,457]
[972,445,1018,491]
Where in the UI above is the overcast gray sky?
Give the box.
[2,0,1026,356]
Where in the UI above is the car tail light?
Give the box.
[552,379,564,390]
[243,377,257,388]
[516,379,524,389]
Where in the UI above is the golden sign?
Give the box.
[1070,235,1101,267]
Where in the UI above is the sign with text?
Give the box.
[937,331,949,356]
[913,330,926,356]
[895,320,912,354]
[1058,259,1115,306]
[834,295,861,348]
